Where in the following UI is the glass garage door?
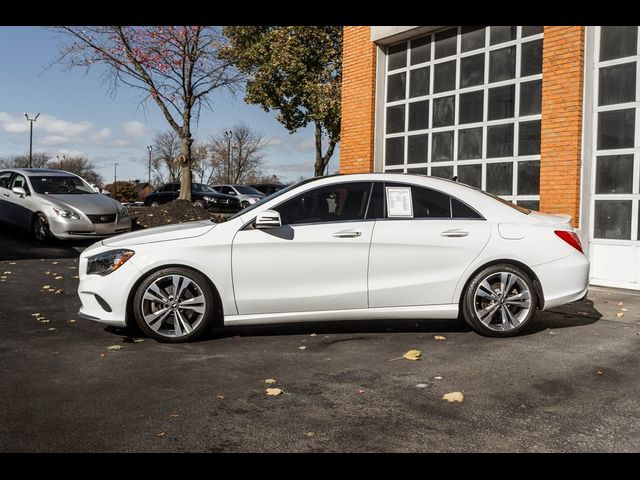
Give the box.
[382,26,543,210]
[589,26,640,289]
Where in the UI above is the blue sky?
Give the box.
[0,27,340,183]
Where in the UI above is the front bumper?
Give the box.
[77,255,141,327]
[49,215,132,240]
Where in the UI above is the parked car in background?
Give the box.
[249,183,288,196]
[0,168,131,241]
[143,182,241,212]
[210,184,265,209]
[78,173,589,343]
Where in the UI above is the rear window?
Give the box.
[481,191,531,215]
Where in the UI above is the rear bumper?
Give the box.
[533,253,590,310]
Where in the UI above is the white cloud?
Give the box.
[0,112,149,151]
[120,121,147,138]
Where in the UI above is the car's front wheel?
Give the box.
[462,264,537,337]
[133,267,217,343]
[193,199,205,208]
[240,201,250,209]
[32,213,51,242]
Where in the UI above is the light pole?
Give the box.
[24,112,40,168]
[146,145,153,186]
[223,129,232,184]
[114,163,119,185]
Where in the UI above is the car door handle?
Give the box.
[333,230,362,238]
[441,229,469,237]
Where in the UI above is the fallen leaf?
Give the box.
[31,313,41,317]
[133,338,144,343]
[156,432,166,437]
[169,413,179,418]
[403,349,421,361]
[621,308,628,312]
[298,346,307,350]
[107,345,123,350]
[8,262,15,265]
[72,276,79,279]
[48,328,56,331]
[305,432,315,437]
[266,388,282,396]
[55,289,64,294]
[42,284,51,289]
[618,302,624,306]
[44,271,50,275]
[434,335,446,340]
[51,261,59,265]
[216,395,224,399]
[443,391,464,403]
[68,320,76,323]
[357,389,365,394]
[415,383,429,388]
[265,379,276,384]
[596,370,604,376]
[434,375,444,380]
[310,333,317,337]
[0,276,6,280]
[37,316,46,321]
[616,312,624,318]
[54,276,63,280]
[100,353,106,357]
[3,271,11,274]
[39,319,50,324]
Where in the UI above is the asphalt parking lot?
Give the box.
[1,224,639,452]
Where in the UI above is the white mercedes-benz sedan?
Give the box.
[77,173,589,342]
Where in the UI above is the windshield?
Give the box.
[235,185,264,195]
[30,176,97,195]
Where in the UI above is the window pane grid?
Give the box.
[383,26,542,204]
[591,26,640,241]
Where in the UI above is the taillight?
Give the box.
[554,230,583,253]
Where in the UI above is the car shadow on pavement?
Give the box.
[0,221,93,260]
[523,297,602,335]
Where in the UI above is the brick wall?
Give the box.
[539,26,585,227]
[339,27,377,174]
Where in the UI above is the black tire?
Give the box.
[462,263,538,338]
[240,201,250,209]
[32,213,51,242]
[193,200,205,208]
[132,267,217,343]
[150,201,160,208]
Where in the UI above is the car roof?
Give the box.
[9,168,78,177]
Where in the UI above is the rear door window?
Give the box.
[0,171,13,190]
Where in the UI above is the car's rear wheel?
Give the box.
[32,213,50,242]
[149,201,160,208]
[462,264,537,337]
[193,200,205,208]
[133,267,216,343]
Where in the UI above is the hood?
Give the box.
[529,211,573,228]
[42,193,121,215]
[102,220,216,247]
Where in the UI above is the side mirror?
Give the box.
[12,187,27,197]
[255,210,281,229]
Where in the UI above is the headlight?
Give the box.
[118,205,129,217]
[52,207,81,220]
[204,196,218,203]
[87,249,135,276]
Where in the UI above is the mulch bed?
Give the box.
[127,200,232,230]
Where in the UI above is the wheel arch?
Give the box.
[457,259,545,311]
[125,263,224,329]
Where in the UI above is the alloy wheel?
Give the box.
[140,274,207,338]
[34,215,48,242]
[472,271,532,332]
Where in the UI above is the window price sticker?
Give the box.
[386,187,413,218]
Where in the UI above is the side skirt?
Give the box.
[224,304,459,326]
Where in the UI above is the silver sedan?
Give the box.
[0,168,131,241]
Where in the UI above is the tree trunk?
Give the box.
[177,134,192,201]
[313,122,337,177]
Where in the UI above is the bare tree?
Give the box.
[47,156,103,185]
[191,142,215,185]
[0,153,50,169]
[151,130,182,185]
[208,122,267,184]
[54,26,242,200]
